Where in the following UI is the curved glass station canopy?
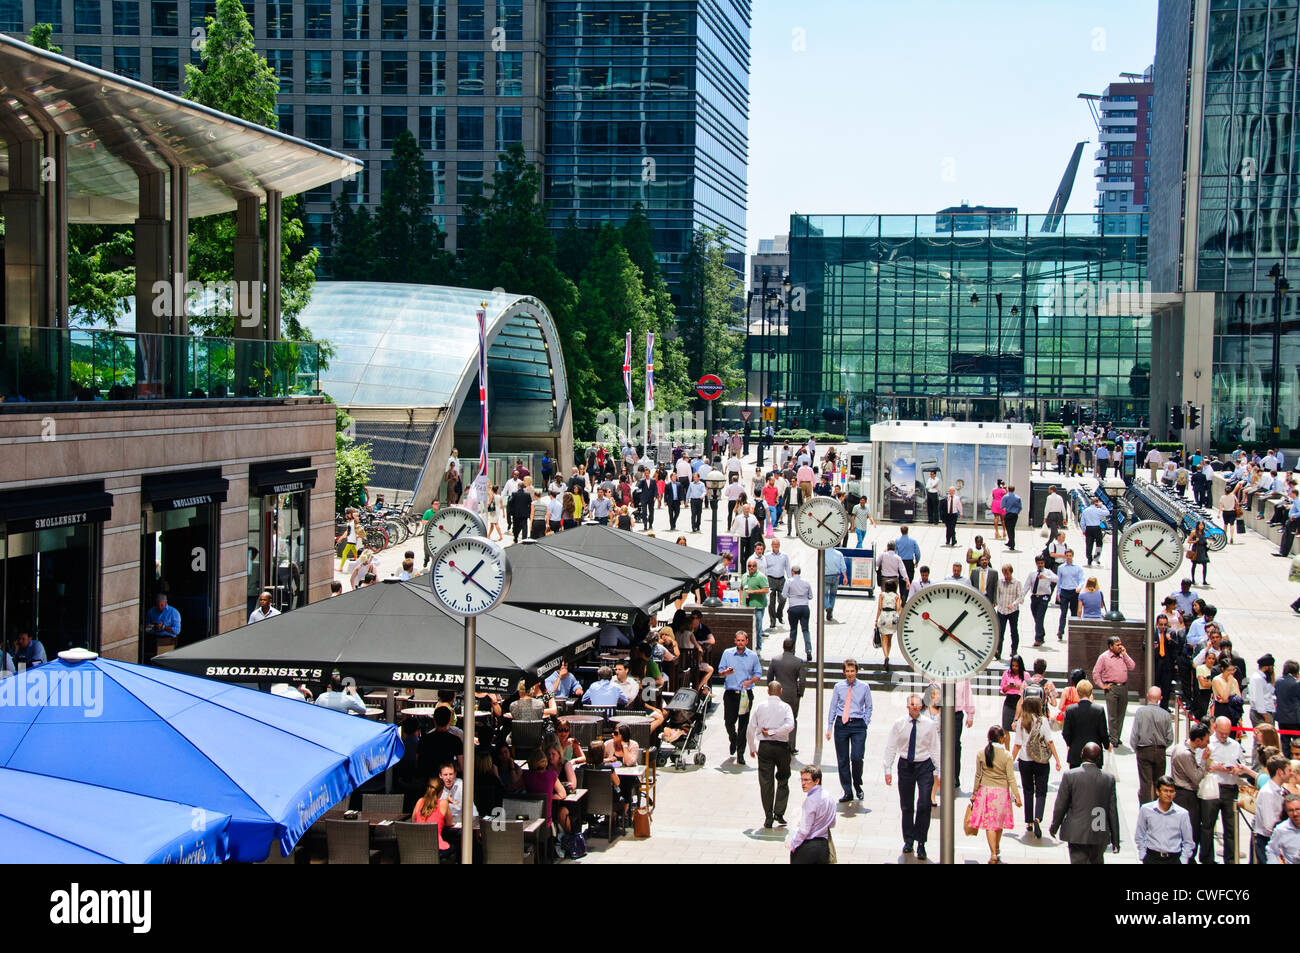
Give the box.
[299,282,571,504]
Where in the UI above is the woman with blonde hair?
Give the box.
[969,726,1021,863]
[1076,576,1105,619]
[410,776,453,859]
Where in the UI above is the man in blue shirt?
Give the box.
[1168,579,1198,617]
[144,592,182,640]
[582,666,626,707]
[823,546,847,622]
[687,472,707,532]
[545,660,583,698]
[11,632,45,669]
[1095,442,1111,480]
[894,525,921,581]
[1079,497,1110,566]
[825,658,873,802]
[1001,486,1023,551]
[1054,549,1086,640]
[719,631,764,765]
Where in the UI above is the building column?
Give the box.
[170,163,189,336]
[232,195,264,339]
[265,190,282,341]
[2,138,46,327]
[45,130,69,328]
[134,170,170,336]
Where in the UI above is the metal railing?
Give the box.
[0,325,320,404]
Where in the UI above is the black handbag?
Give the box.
[873,626,882,648]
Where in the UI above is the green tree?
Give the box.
[555,214,595,284]
[373,130,455,283]
[621,204,689,411]
[334,406,374,514]
[27,22,60,52]
[323,196,376,281]
[678,226,745,397]
[459,144,595,433]
[184,0,319,342]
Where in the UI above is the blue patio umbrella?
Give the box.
[0,768,231,863]
[0,651,403,862]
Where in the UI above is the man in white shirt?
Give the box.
[724,454,744,480]
[1254,756,1290,863]
[945,562,969,586]
[248,591,281,624]
[760,539,791,630]
[1043,486,1068,540]
[1022,554,1059,647]
[612,661,640,705]
[1198,716,1251,864]
[1145,446,1164,482]
[546,490,564,533]
[789,765,836,864]
[723,475,745,524]
[1249,654,1276,728]
[747,679,796,828]
[924,471,941,524]
[907,565,934,598]
[883,693,941,859]
[796,462,815,504]
[314,675,366,714]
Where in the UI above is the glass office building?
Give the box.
[544,0,750,287]
[784,213,1150,440]
[1150,0,1300,448]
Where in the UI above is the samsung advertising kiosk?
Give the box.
[870,421,1033,524]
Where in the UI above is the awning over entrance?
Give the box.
[141,468,229,512]
[0,480,113,533]
[153,578,599,692]
[249,462,318,496]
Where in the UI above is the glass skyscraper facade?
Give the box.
[544,0,749,286]
[785,213,1150,440]
[1150,0,1300,448]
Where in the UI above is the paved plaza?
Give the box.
[347,449,1298,863]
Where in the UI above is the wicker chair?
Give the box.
[394,821,441,864]
[482,820,534,864]
[362,794,405,813]
[325,819,380,864]
[510,719,546,752]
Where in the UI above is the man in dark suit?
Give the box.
[509,484,533,543]
[1050,742,1120,863]
[768,638,806,755]
[969,555,997,605]
[663,475,682,530]
[1062,680,1110,768]
[1276,659,1300,759]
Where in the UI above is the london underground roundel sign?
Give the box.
[696,375,724,401]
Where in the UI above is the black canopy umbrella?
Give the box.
[501,541,685,628]
[153,579,599,692]
[535,524,721,585]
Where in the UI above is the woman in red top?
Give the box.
[410,777,452,857]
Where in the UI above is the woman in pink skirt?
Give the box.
[990,480,1007,540]
[969,726,1021,863]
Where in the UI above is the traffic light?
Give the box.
[1170,406,1185,430]
[1187,405,1201,428]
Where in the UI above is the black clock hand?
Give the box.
[447,559,494,597]
[921,610,980,654]
[1136,537,1175,567]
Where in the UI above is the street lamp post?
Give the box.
[1103,474,1127,622]
[1269,263,1288,439]
[704,468,726,606]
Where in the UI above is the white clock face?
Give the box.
[1119,520,1184,584]
[795,497,849,550]
[424,506,487,560]
[431,536,511,616]
[897,582,999,682]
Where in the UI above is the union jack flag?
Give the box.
[645,332,655,412]
[622,331,633,414]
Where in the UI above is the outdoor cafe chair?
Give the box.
[582,768,619,841]
[503,794,552,861]
[510,719,546,752]
[362,794,404,813]
[325,819,380,865]
[394,821,441,864]
[482,820,534,865]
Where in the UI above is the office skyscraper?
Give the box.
[1088,67,1153,235]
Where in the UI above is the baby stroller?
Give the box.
[658,686,710,769]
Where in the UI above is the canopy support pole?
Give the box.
[384,687,396,793]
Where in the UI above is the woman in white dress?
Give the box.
[876,579,901,671]
[485,484,504,541]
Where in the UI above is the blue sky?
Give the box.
[745,0,1159,252]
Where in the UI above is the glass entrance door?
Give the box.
[141,504,216,660]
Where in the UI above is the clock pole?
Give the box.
[462,613,476,866]
[1144,581,1154,699]
[940,681,956,865]
[813,546,826,766]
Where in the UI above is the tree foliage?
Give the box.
[184,0,318,341]
[678,226,746,397]
[334,406,374,514]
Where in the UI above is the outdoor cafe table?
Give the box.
[398,707,440,718]
[611,714,653,749]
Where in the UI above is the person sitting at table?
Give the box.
[582,666,626,707]
[509,679,557,720]
[410,776,454,861]
[418,706,463,780]
[604,724,641,767]
[143,592,181,640]
[554,719,586,767]
[314,674,367,715]
[473,750,505,819]
[545,742,578,793]
[545,660,583,698]
[612,661,640,706]
[439,762,481,863]
[496,742,525,794]
[633,640,667,695]
[11,631,47,669]
[524,750,571,838]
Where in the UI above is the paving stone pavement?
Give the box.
[349,448,1293,863]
